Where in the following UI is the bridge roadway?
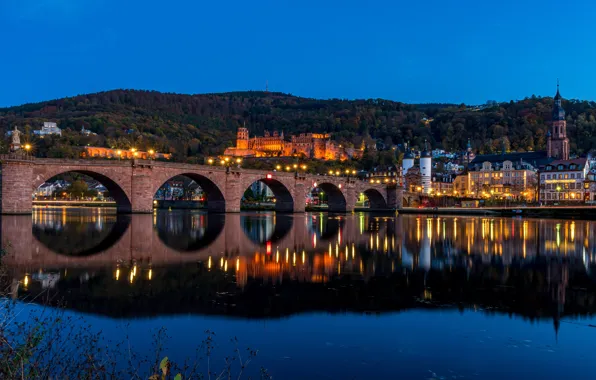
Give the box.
[0,155,402,214]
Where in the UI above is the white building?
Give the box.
[420,148,432,195]
[35,183,56,197]
[81,126,96,136]
[34,122,62,137]
[539,158,589,203]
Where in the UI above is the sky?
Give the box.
[1,0,596,107]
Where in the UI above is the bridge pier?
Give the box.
[0,158,35,214]
[131,166,153,213]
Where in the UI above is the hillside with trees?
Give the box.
[1,90,596,167]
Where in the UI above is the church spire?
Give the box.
[554,78,561,100]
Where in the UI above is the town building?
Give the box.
[401,142,432,194]
[223,126,360,161]
[462,83,572,200]
[467,160,538,200]
[539,159,588,204]
[35,182,59,197]
[431,173,455,196]
[34,122,62,137]
[584,170,596,204]
[81,146,171,160]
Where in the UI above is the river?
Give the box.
[3,207,596,379]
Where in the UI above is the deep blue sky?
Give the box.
[1,0,595,107]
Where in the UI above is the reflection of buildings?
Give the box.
[8,211,596,333]
[242,216,275,244]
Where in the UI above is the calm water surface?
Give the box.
[3,208,596,379]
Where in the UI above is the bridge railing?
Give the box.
[0,153,36,161]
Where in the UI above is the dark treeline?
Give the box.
[2,90,596,164]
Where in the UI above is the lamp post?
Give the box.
[23,144,32,157]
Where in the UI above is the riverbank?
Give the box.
[400,206,596,219]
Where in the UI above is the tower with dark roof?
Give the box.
[547,81,570,160]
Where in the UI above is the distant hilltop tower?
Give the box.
[236,123,249,150]
[420,140,432,194]
[547,80,569,160]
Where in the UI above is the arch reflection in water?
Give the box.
[7,212,596,328]
[240,212,294,245]
[31,207,131,256]
[155,210,225,252]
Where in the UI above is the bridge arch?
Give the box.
[242,177,294,212]
[32,212,131,256]
[155,210,225,252]
[314,182,347,212]
[152,172,226,212]
[32,168,133,213]
[361,188,388,209]
[241,213,294,245]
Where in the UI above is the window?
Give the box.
[570,164,575,170]
[547,193,551,200]
[570,173,575,179]
[541,174,546,180]
[547,174,551,180]
[558,165,564,170]
[565,174,569,179]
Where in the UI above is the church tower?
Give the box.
[237,123,249,150]
[547,82,569,160]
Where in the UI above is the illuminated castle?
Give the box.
[224,126,362,161]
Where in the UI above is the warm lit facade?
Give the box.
[467,160,537,200]
[539,159,588,204]
[81,146,171,160]
[224,127,359,161]
[431,174,454,196]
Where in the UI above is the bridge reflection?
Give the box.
[3,211,596,324]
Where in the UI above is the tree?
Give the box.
[64,180,97,198]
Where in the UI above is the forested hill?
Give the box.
[1,89,596,162]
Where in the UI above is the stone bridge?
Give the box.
[0,156,402,214]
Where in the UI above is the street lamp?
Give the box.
[208,158,214,165]
[276,165,282,171]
